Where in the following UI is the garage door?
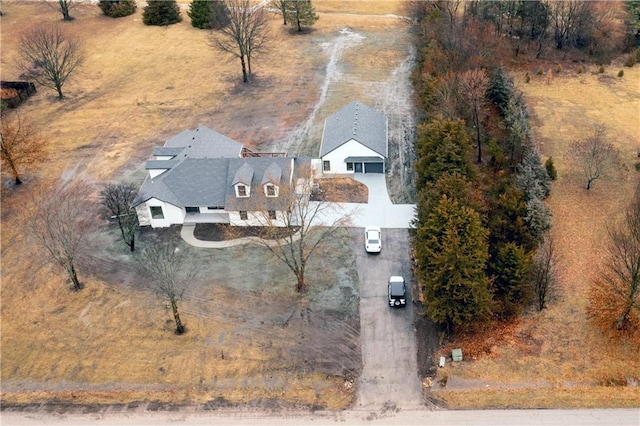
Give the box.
[364,162,384,173]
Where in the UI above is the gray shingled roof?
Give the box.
[145,159,179,170]
[165,125,243,159]
[262,162,282,185]
[319,101,388,158]
[232,163,254,186]
[134,126,309,211]
[153,147,184,157]
[135,159,231,207]
[225,158,293,211]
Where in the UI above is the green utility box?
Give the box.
[452,348,463,362]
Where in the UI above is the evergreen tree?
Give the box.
[487,67,515,118]
[416,195,492,333]
[485,179,538,253]
[188,0,212,29]
[284,0,318,32]
[414,116,474,188]
[143,0,182,26]
[490,242,532,318]
[188,0,229,29]
[98,0,136,18]
[416,172,477,227]
[271,0,291,25]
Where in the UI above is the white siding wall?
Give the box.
[229,211,287,227]
[321,139,384,174]
[139,198,184,228]
[149,169,169,179]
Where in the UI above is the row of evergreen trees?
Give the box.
[98,0,318,32]
[410,6,553,335]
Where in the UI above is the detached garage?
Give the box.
[320,101,388,175]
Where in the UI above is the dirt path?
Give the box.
[278,28,365,155]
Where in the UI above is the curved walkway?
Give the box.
[180,174,416,247]
[180,224,301,248]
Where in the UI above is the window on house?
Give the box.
[323,161,330,171]
[239,211,248,220]
[346,162,354,171]
[265,184,277,197]
[237,185,247,197]
[150,206,164,219]
[268,210,276,220]
[208,206,223,210]
[185,207,199,214]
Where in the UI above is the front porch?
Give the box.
[183,212,230,224]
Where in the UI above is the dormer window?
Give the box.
[236,184,249,198]
[265,183,278,197]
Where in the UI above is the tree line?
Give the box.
[407,1,556,336]
[407,1,638,345]
[406,0,640,63]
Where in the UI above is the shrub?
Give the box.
[143,0,181,26]
[624,51,637,67]
[577,65,584,74]
[536,66,544,75]
[98,0,136,18]
[545,157,557,180]
[635,162,640,172]
[555,64,562,74]
[618,69,624,77]
[525,72,530,83]
[598,65,605,73]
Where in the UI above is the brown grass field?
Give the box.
[1,0,640,411]
[0,0,405,410]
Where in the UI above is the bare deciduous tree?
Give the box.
[135,243,198,334]
[44,0,76,21]
[228,166,352,293]
[588,184,640,341]
[25,180,93,291]
[100,183,138,252]
[211,0,268,83]
[18,25,84,99]
[459,68,489,163]
[529,235,560,311]
[0,115,47,185]
[568,124,621,190]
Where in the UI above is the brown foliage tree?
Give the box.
[587,185,640,343]
[0,115,47,185]
[459,68,489,163]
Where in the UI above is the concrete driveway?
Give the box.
[311,174,416,229]
[351,227,424,410]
